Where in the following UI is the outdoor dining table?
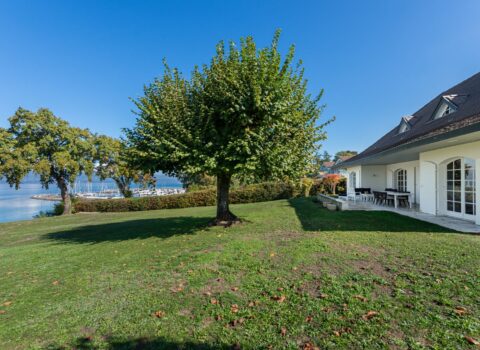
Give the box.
[385,191,412,209]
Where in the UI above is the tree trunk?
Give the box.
[58,178,72,215]
[115,177,132,198]
[213,173,239,226]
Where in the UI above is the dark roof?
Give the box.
[322,161,335,168]
[340,72,480,167]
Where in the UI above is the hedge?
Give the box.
[74,181,300,213]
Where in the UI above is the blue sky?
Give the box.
[1,0,479,156]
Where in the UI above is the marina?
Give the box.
[31,187,186,201]
[0,173,182,223]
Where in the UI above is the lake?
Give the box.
[0,173,181,223]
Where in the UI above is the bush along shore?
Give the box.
[74,181,329,213]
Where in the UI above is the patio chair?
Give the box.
[347,189,362,202]
[373,191,382,204]
[397,191,410,207]
[375,191,394,206]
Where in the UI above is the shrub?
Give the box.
[309,176,347,196]
[74,181,300,213]
[299,177,314,197]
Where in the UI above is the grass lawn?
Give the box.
[0,198,479,349]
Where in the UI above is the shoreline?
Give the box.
[31,187,186,201]
[31,194,61,201]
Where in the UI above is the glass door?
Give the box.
[446,158,476,219]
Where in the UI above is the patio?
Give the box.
[344,199,480,234]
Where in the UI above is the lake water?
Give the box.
[0,174,181,223]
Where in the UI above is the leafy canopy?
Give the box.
[126,30,331,182]
[4,108,95,189]
[94,135,155,197]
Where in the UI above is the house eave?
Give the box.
[334,121,480,169]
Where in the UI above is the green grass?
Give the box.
[0,198,479,349]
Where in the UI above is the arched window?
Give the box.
[349,171,356,190]
[395,169,407,192]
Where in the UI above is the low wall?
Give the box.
[316,194,348,211]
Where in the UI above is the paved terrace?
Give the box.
[345,201,480,234]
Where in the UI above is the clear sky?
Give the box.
[1,0,479,156]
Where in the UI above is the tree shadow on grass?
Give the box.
[43,216,212,244]
[288,197,456,233]
[45,336,234,349]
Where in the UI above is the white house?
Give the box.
[334,72,480,226]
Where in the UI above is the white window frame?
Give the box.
[395,169,407,192]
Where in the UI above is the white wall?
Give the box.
[419,161,437,215]
[420,140,480,224]
[386,160,420,204]
[361,165,386,191]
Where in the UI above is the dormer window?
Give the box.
[397,116,412,134]
[432,96,458,120]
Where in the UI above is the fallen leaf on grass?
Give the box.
[230,304,239,313]
[153,310,165,318]
[0,310,6,315]
[272,295,286,303]
[362,311,379,320]
[465,336,479,345]
[280,327,287,336]
[228,318,245,327]
[334,328,352,337]
[318,293,328,299]
[215,315,222,321]
[305,315,313,323]
[231,287,239,292]
[210,298,218,305]
[454,307,468,316]
[2,301,12,307]
[302,342,320,350]
[353,295,368,302]
[269,252,276,257]
[52,280,60,286]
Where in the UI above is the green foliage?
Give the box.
[178,173,217,191]
[0,108,96,214]
[300,177,314,197]
[53,202,65,216]
[310,176,347,196]
[0,127,36,189]
[94,135,154,198]
[334,150,358,161]
[321,150,331,162]
[125,31,332,220]
[75,181,300,212]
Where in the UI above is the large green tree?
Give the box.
[94,135,155,197]
[125,31,331,224]
[2,108,96,214]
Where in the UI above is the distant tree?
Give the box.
[334,150,357,162]
[125,31,333,224]
[2,108,96,214]
[177,173,216,190]
[321,151,332,163]
[94,135,155,197]
[323,174,342,195]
